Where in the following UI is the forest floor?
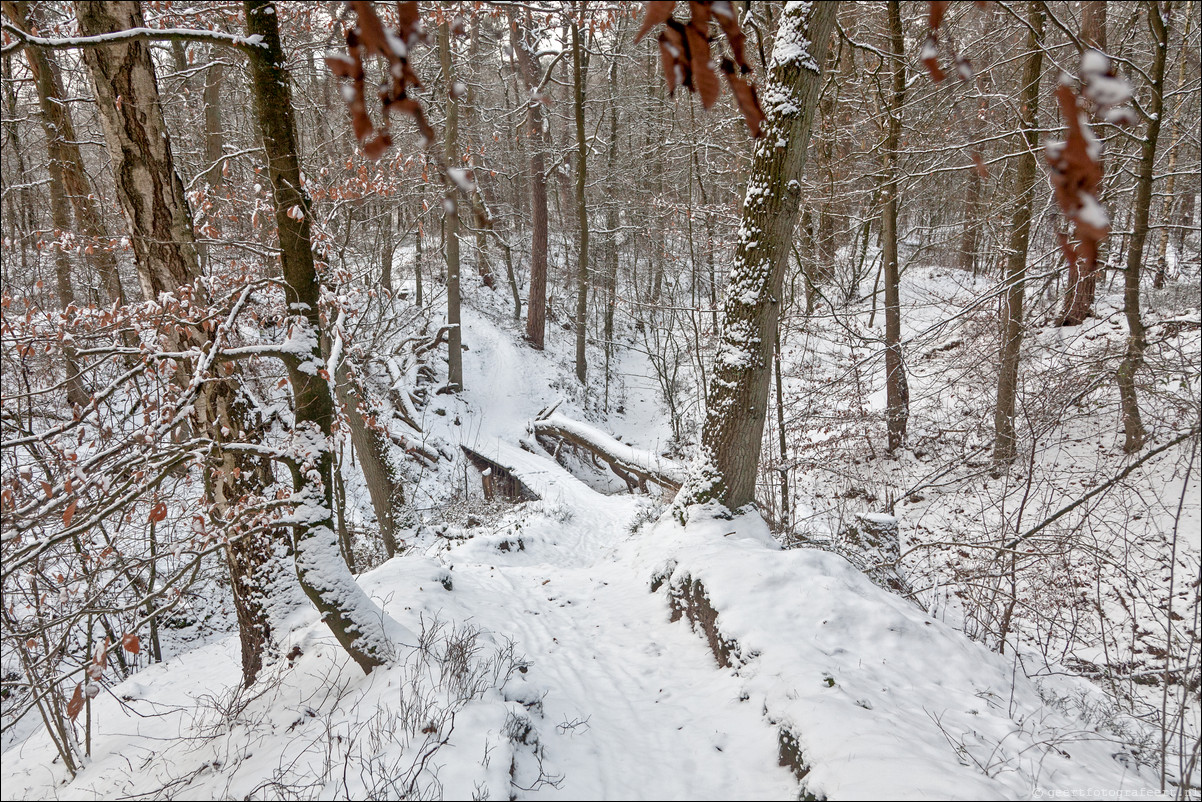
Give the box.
[0,280,1189,800]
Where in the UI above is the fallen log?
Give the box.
[530,411,684,493]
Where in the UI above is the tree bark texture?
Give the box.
[677,1,836,512]
[75,1,199,299]
[992,2,1044,464]
[75,0,285,688]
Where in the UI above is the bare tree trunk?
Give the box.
[993,1,1045,464]
[333,361,404,559]
[1117,0,1169,453]
[74,0,284,687]
[1153,2,1192,288]
[243,0,390,672]
[45,144,89,407]
[439,21,463,391]
[774,330,788,521]
[381,207,395,291]
[677,1,837,512]
[572,11,589,384]
[7,1,87,405]
[509,8,549,350]
[882,0,909,454]
[603,51,620,409]
[6,0,128,308]
[203,55,225,187]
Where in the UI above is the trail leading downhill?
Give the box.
[431,307,797,799]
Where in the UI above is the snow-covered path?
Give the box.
[435,488,797,800]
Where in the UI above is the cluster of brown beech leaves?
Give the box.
[324,0,432,160]
[325,1,766,147]
[928,1,1127,278]
[324,0,1123,278]
[635,1,764,137]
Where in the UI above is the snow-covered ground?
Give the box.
[0,284,1187,800]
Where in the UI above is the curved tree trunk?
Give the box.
[677,1,837,512]
[244,0,391,673]
[1117,0,1169,453]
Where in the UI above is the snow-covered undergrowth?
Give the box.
[770,263,1200,791]
[3,565,530,800]
[648,504,1167,800]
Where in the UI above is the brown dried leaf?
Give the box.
[721,58,764,137]
[929,1,950,30]
[635,0,677,44]
[148,501,167,524]
[121,633,140,655]
[62,499,77,527]
[686,23,719,108]
[1046,84,1108,277]
[66,683,84,721]
[970,150,988,178]
[711,0,749,72]
[396,1,422,44]
[921,35,945,83]
[658,23,687,95]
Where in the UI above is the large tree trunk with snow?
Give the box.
[882,0,909,454]
[992,2,1044,464]
[243,0,389,673]
[75,0,284,688]
[1116,0,1169,453]
[677,1,836,512]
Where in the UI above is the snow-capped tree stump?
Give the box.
[839,513,909,595]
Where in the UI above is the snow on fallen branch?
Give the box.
[0,20,266,57]
[529,409,684,493]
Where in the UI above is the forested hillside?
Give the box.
[1,2,1198,799]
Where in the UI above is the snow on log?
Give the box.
[530,411,684,493]
[460,444,541,501]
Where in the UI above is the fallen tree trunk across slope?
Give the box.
[530,410,684,494]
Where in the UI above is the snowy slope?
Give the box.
[0,299,1172,800]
